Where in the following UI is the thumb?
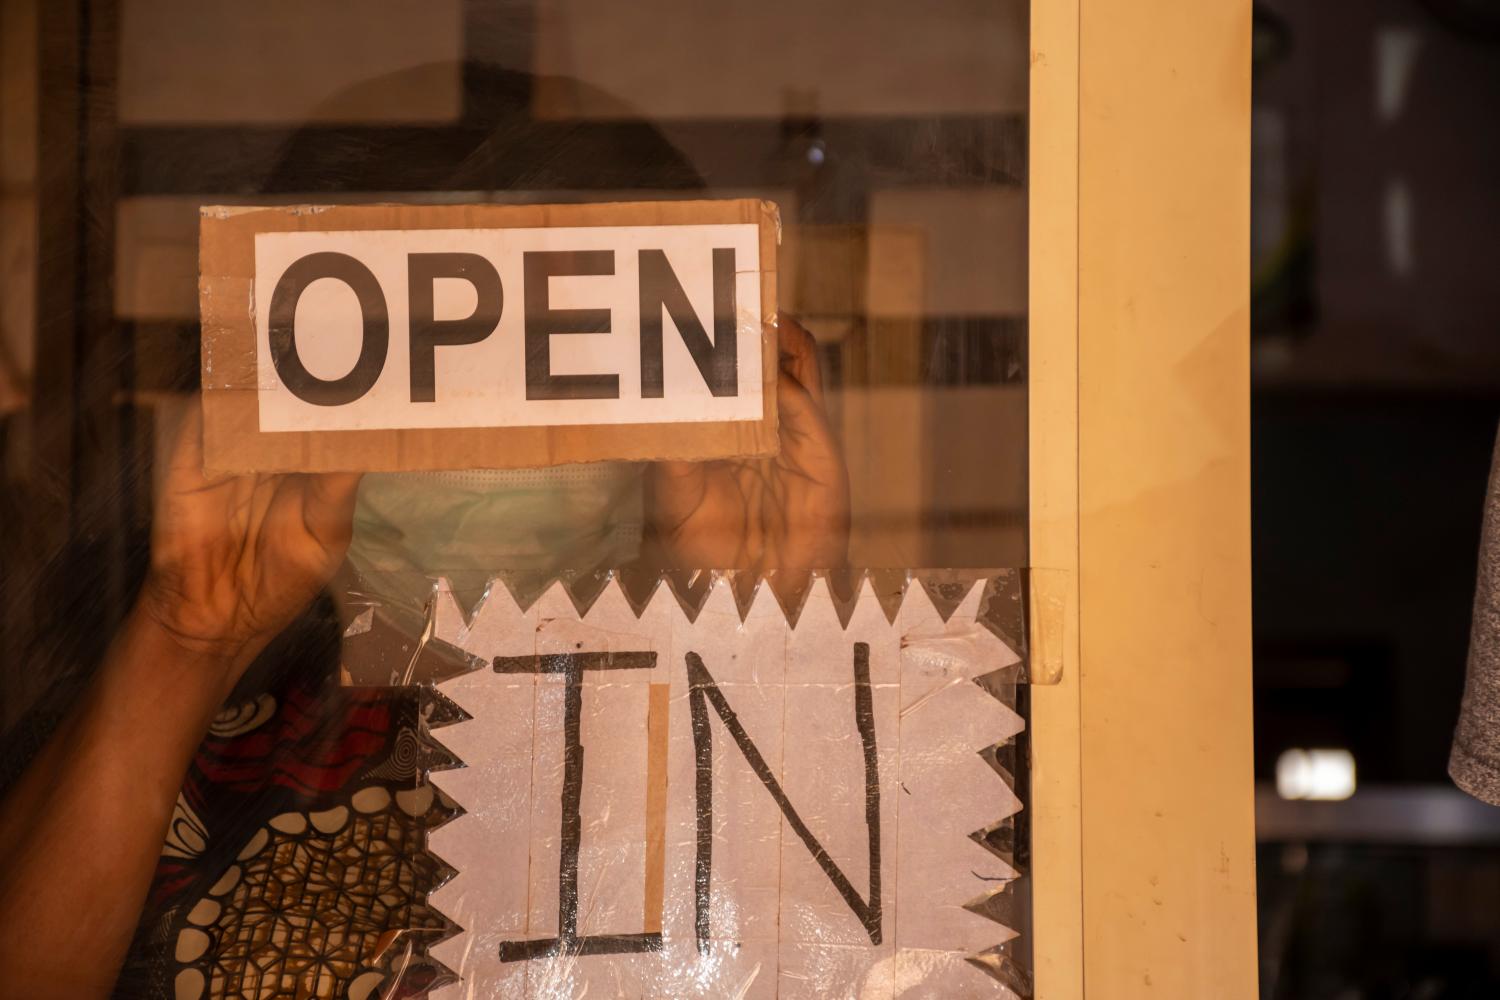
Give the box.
[300,472,364,550]
[776,369,847,491]
[647,460,709,528]
[777,369,834,450]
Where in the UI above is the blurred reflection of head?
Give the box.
[263,63,705,615]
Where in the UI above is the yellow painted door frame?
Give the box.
[1028,2,1257,997]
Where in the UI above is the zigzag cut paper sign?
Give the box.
[422,573,1031,998]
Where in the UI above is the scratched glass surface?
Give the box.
[0,1,1030,997]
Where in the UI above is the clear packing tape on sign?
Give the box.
[160,569,1054,999]
[338,567,1064,689]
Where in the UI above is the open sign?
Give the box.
[199,201,778,472]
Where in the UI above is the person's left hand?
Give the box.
[645,316,850,573]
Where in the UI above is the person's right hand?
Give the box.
[135,399,362,695]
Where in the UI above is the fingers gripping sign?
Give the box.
[140,397,362,695]
[646,314,851,574]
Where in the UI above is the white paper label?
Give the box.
[252,224,763,431]
[424,577,1027,998]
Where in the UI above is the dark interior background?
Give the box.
[1252,0,1500,996]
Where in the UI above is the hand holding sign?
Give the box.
[137,400,361,695]
[646,316,850,573]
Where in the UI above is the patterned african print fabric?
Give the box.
[113,662,459,999]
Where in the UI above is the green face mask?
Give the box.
[345,464,645,613]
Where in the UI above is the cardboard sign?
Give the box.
[422,575,1029,998]
[198,200,779,472]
